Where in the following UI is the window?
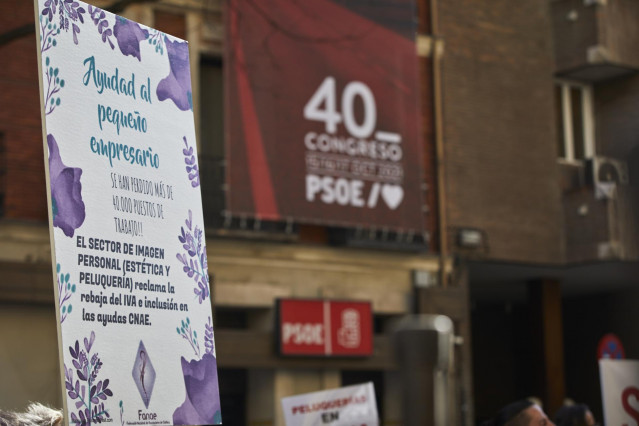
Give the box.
[199,57,225,228]
[555,81,594,162]
[199,57,224,158]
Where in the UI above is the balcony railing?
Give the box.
[198,155,428,250]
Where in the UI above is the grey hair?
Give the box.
[505,410,532,426]
[0,403,63,426]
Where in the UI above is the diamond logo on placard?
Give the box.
[132,341,156,408]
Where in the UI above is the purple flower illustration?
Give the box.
[88,5,115,49]
[204,317,215,356]
[172,354,221,425]
[41,0,85,46]
[176,210,210,303]
[65,332,112,426]
[157,37,192,111]
[182,137,200,187]
[48,134,85,237]
[113,17,149,61]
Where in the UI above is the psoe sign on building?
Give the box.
[281,382,379,426]
[276,299,373,356]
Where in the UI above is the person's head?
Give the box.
[0,403,62,426]
[554,403,596,426]
[509,404,556,426]
[485,399,556,426]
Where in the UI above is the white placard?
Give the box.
[281,382,378,426]
[600,359,639,425]
[34,1,221,424]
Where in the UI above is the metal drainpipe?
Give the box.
[430,0,448,288]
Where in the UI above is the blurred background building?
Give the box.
[1,0,639,424]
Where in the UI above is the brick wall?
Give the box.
[595,74,639,159]
[153,10,186,40]
[553,0,639,74]
[599,0,639,70]
[439,0,564,263]
[0,1,48,222]
[551,0,598,73]
[420,56,437,251]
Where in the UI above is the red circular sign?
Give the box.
[598,333,625,360]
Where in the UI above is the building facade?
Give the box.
[3,0,639,424]
[442,0,639,421]
[0,0,467,425]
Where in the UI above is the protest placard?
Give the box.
[281,382,378,426]
[34,1,221,424]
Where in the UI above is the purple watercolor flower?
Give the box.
[182,137,200,187]
[172,354,221,425]
[66,333,112,426]
[41,0,85,46]
[113,17,149,61]
[176,210,210,303]
[88,5,115,49]
[157,37,192,111]
[204,317,214,356]
[48,134,85,237]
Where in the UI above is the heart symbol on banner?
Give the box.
[381,185,404,210]
[630,394,639,413]
[623,387,639,424]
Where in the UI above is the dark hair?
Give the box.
[481,399,535,426]
[554,404,590,426]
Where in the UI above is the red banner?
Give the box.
[277,299,373,357]
[226,0,425,231]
